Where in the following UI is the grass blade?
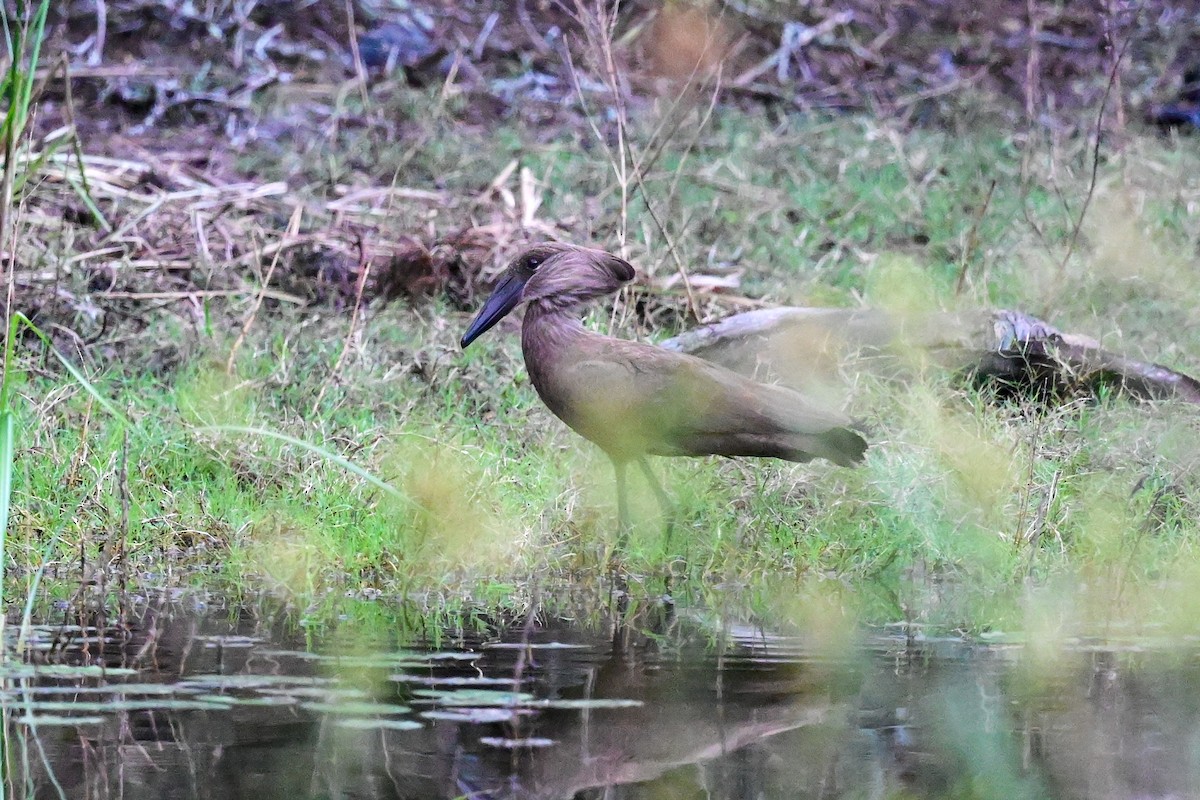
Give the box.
[197,424,407,502]
[10,313,134,431]
[0,410,12,540]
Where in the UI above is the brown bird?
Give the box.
[460,243,867,535]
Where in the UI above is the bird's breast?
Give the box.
[521,325,653,460]
[526,354,633,453]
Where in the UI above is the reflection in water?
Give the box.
[4,597,1200,799]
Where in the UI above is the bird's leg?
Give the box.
[608,458,632,596]
[613,457,631,550]
[636,457,675,547]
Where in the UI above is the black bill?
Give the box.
[460,273,528,348]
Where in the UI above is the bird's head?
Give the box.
[460,243,635,348]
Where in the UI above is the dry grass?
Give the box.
[10,0,1196,360]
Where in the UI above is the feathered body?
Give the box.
[460,243,867,530]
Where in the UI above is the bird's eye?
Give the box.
[527,256,542,270]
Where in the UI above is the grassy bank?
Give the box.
[6,81,1200,634]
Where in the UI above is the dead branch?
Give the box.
[661,307,1200,405]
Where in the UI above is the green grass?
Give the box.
[8,84,1200,636]
[7,311,1200,636]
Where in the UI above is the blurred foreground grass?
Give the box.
[9,95,1200,636]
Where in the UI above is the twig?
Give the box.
[88,0,107,66]
[226,205,303,374]
[609,22,732,322]
[326,186,448,211]
[1026,468,1060,554]
[565,0,731,322]
[34,64,182,80]
[1024,0,1040,121]
[649,64,727,323]
[96,288,306,304]
[565,0,630,252]
[1102,0,1127,131]
[311,235,372,414]
[955,179,996,296]
[343,0,369,108]
[1051,33,1131,291]
[98,428,130,589]
[519,0,554,54]
[228,234,314,268]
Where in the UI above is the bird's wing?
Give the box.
[653,351,851,436]
[558,342,850,445]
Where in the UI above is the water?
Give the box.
[4,595,1199,799]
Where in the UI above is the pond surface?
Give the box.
[3,594,1198,799]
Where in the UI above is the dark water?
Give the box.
[4,595,1199,799]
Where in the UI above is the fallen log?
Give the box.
[659,308,1200,405]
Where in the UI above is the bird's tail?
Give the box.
[810,426,869,467]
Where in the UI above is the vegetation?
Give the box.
[5,109,1198,635]
[1,2,1199,643]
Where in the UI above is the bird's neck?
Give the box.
[521,304,590,360]
[520,303,602,395]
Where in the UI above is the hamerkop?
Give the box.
[460,243,867,533]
